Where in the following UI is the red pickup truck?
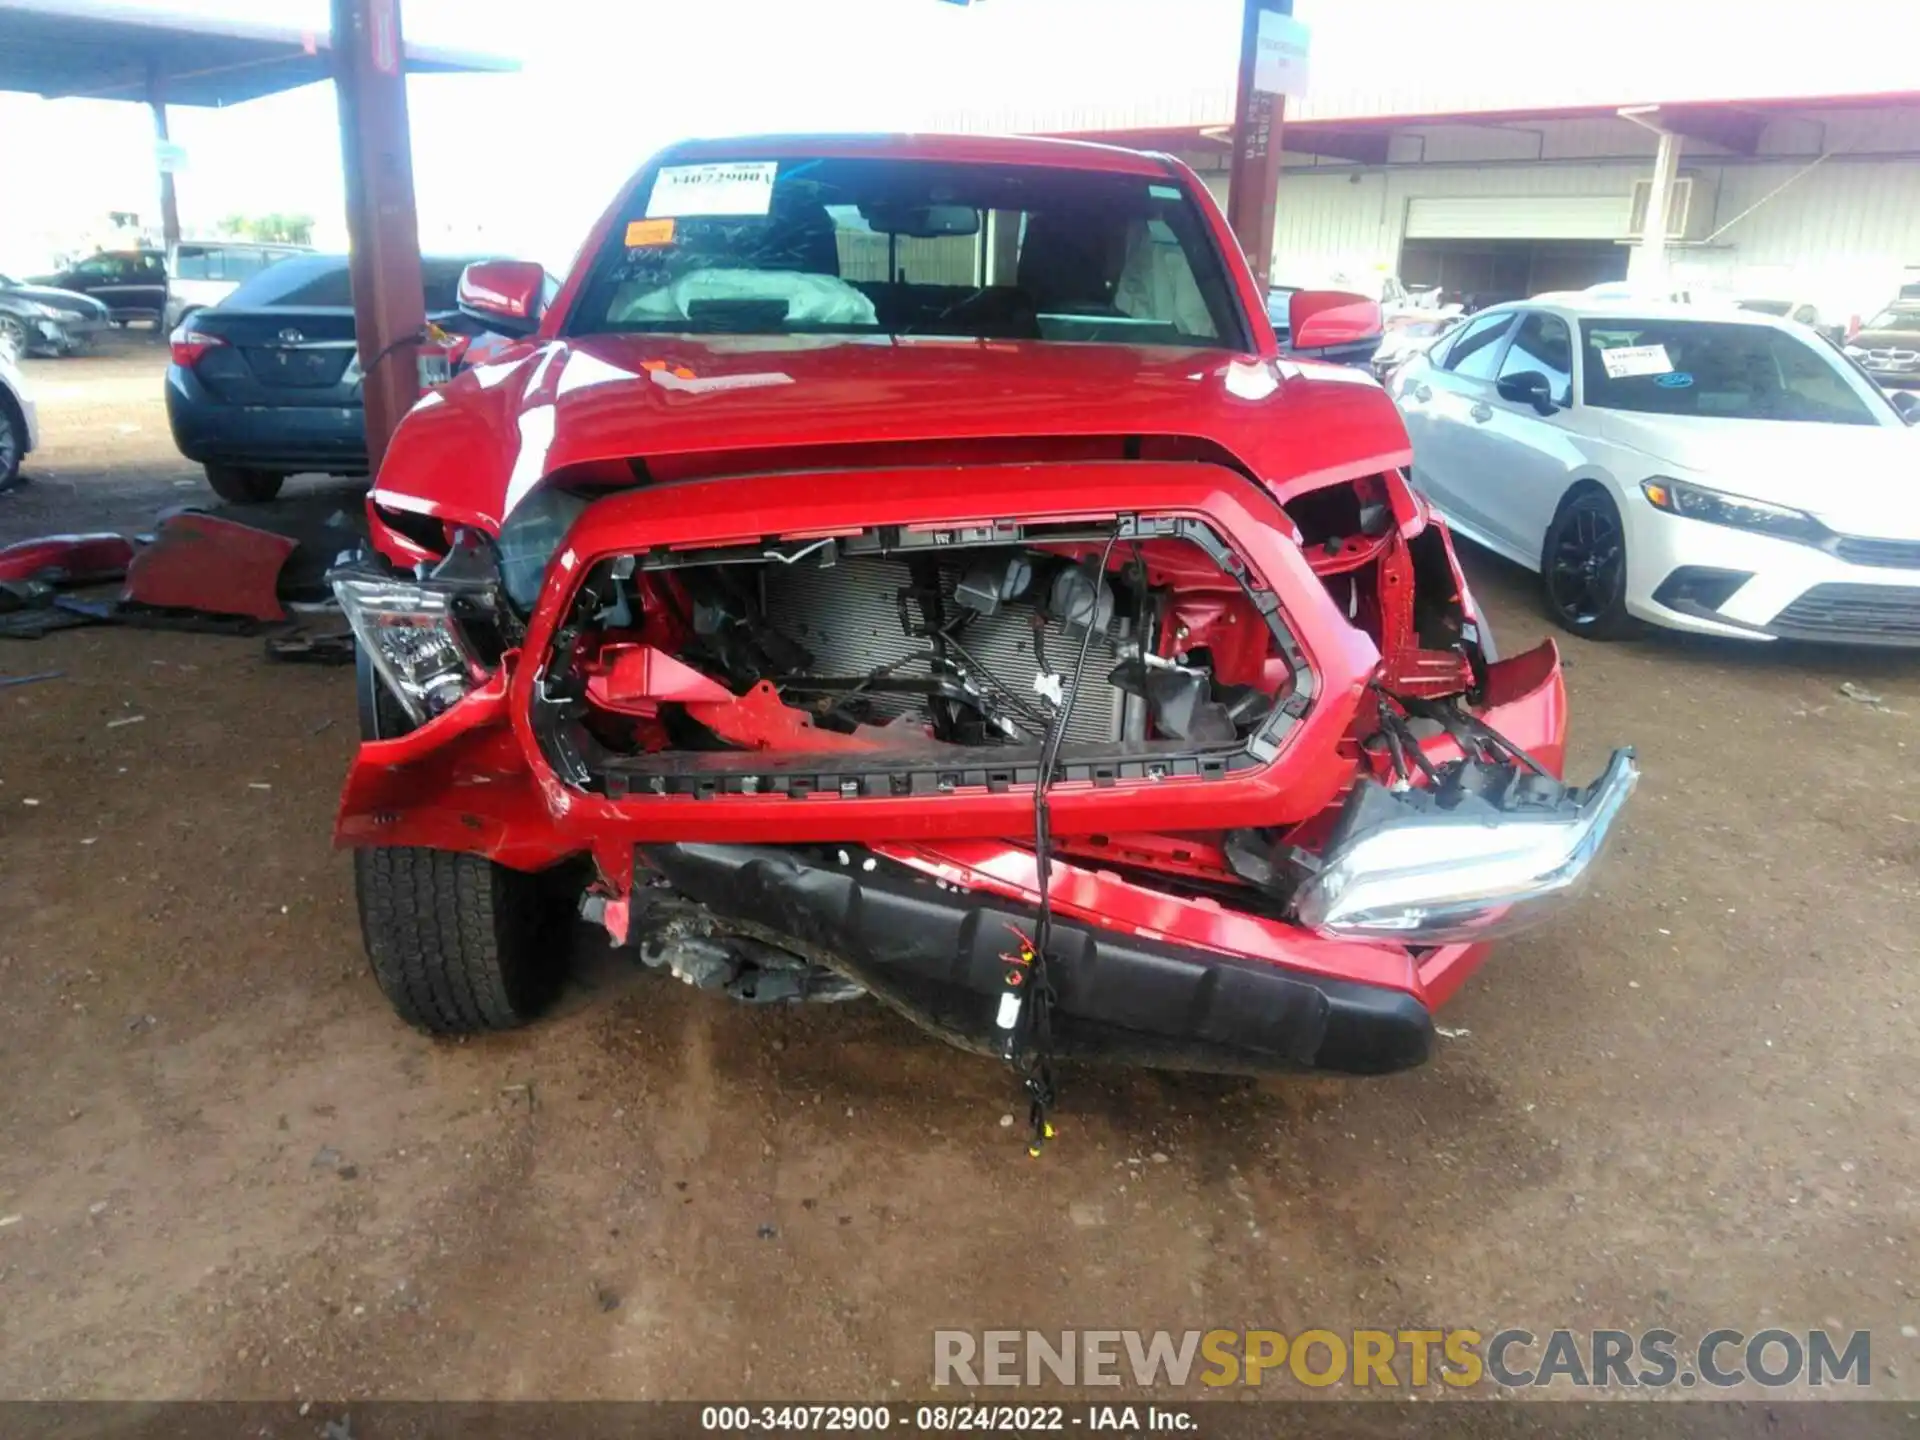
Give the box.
[331,133,1634,1132]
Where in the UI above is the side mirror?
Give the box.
[1497,370,1559,415]
[1891,390,1920,426]
[457,260,546,337]
[1287,289,1384,364]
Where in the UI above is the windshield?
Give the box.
[568,156,1246,349]
[1579,318,1879,425]
[1864,308,1920,334]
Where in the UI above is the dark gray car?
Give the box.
[0,273,110,357]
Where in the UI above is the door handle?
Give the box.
[1469,402,1493,423]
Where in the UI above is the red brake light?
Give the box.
[169,326,225,368]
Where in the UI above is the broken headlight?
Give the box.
[1293,749,1639,944]
[333,576,487,724]
[497,486,591,612]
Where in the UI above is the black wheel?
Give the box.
[350,638,570,1033]
[204,463,285,504]
[0,395,22,487]
[0,314,28,358]
[355,847,568,1035]
[1541,487,1639,640]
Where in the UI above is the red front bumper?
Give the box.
[341,461,1567,1019]
[337,640,1565,1018]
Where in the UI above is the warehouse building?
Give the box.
[946,45,1920,329]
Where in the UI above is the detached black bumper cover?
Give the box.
[641,843,1433,1076]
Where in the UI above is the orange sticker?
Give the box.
[624,218,675,247]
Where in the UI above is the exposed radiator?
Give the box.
[760,555,1128,746]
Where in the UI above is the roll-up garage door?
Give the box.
[1404,195,1632,241]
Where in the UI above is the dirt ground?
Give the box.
[1,337,1917,1407]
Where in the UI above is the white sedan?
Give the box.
[1390,296,1920,645]
[0,345,37,488]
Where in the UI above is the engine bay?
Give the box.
[531,514,1315,794]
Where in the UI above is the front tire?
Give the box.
[1541,487,1639,640]
[204,463,285,504]
[355,847,567,1034]
[350,632,568,1034]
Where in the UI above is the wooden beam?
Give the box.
[146,58,181,253]
[1225,0,1293,292]
[332,0,427,474]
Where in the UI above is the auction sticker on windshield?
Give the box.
[1599,343,1673,379]
[647,162,778,219]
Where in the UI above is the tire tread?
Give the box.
[355,846,559,1034]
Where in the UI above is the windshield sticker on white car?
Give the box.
[1599,343,1673,379]
[646,162,778,219]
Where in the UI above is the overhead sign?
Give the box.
[1253,10,1310,96]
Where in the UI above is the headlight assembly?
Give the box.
[1639,478,1827,545]
[333,576,487,723]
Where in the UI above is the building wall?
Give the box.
[1231,108,1920,316]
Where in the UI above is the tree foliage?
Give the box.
[217,212,317,245]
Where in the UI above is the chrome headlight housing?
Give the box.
[1294,750,1639,945]
[333,576,487,724]
[1639,477,1827,545]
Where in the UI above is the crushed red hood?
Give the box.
[372,334,1412,534]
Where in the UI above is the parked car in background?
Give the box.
[1391,296,1920,644]
[1370,311,1463,380]
[0,272,109,356]
[29,248,169,326]
[0,344,37,486]
[1732,296,1843,344]
[327,131,1634,1108]
[164,240,315,331]
[1845,303,1920,391]
[164,252,513,502]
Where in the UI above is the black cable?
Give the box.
[360,325,429,380]
[1018,530,1121,1154]
[1376,696,1412,784]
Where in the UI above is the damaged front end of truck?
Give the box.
[328,137,1635,1138]
[336,435,1632,1083]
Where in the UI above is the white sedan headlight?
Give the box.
[1639,477,1827,546]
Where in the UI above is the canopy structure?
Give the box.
[0,0,513,106]
[0,0,515,471]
